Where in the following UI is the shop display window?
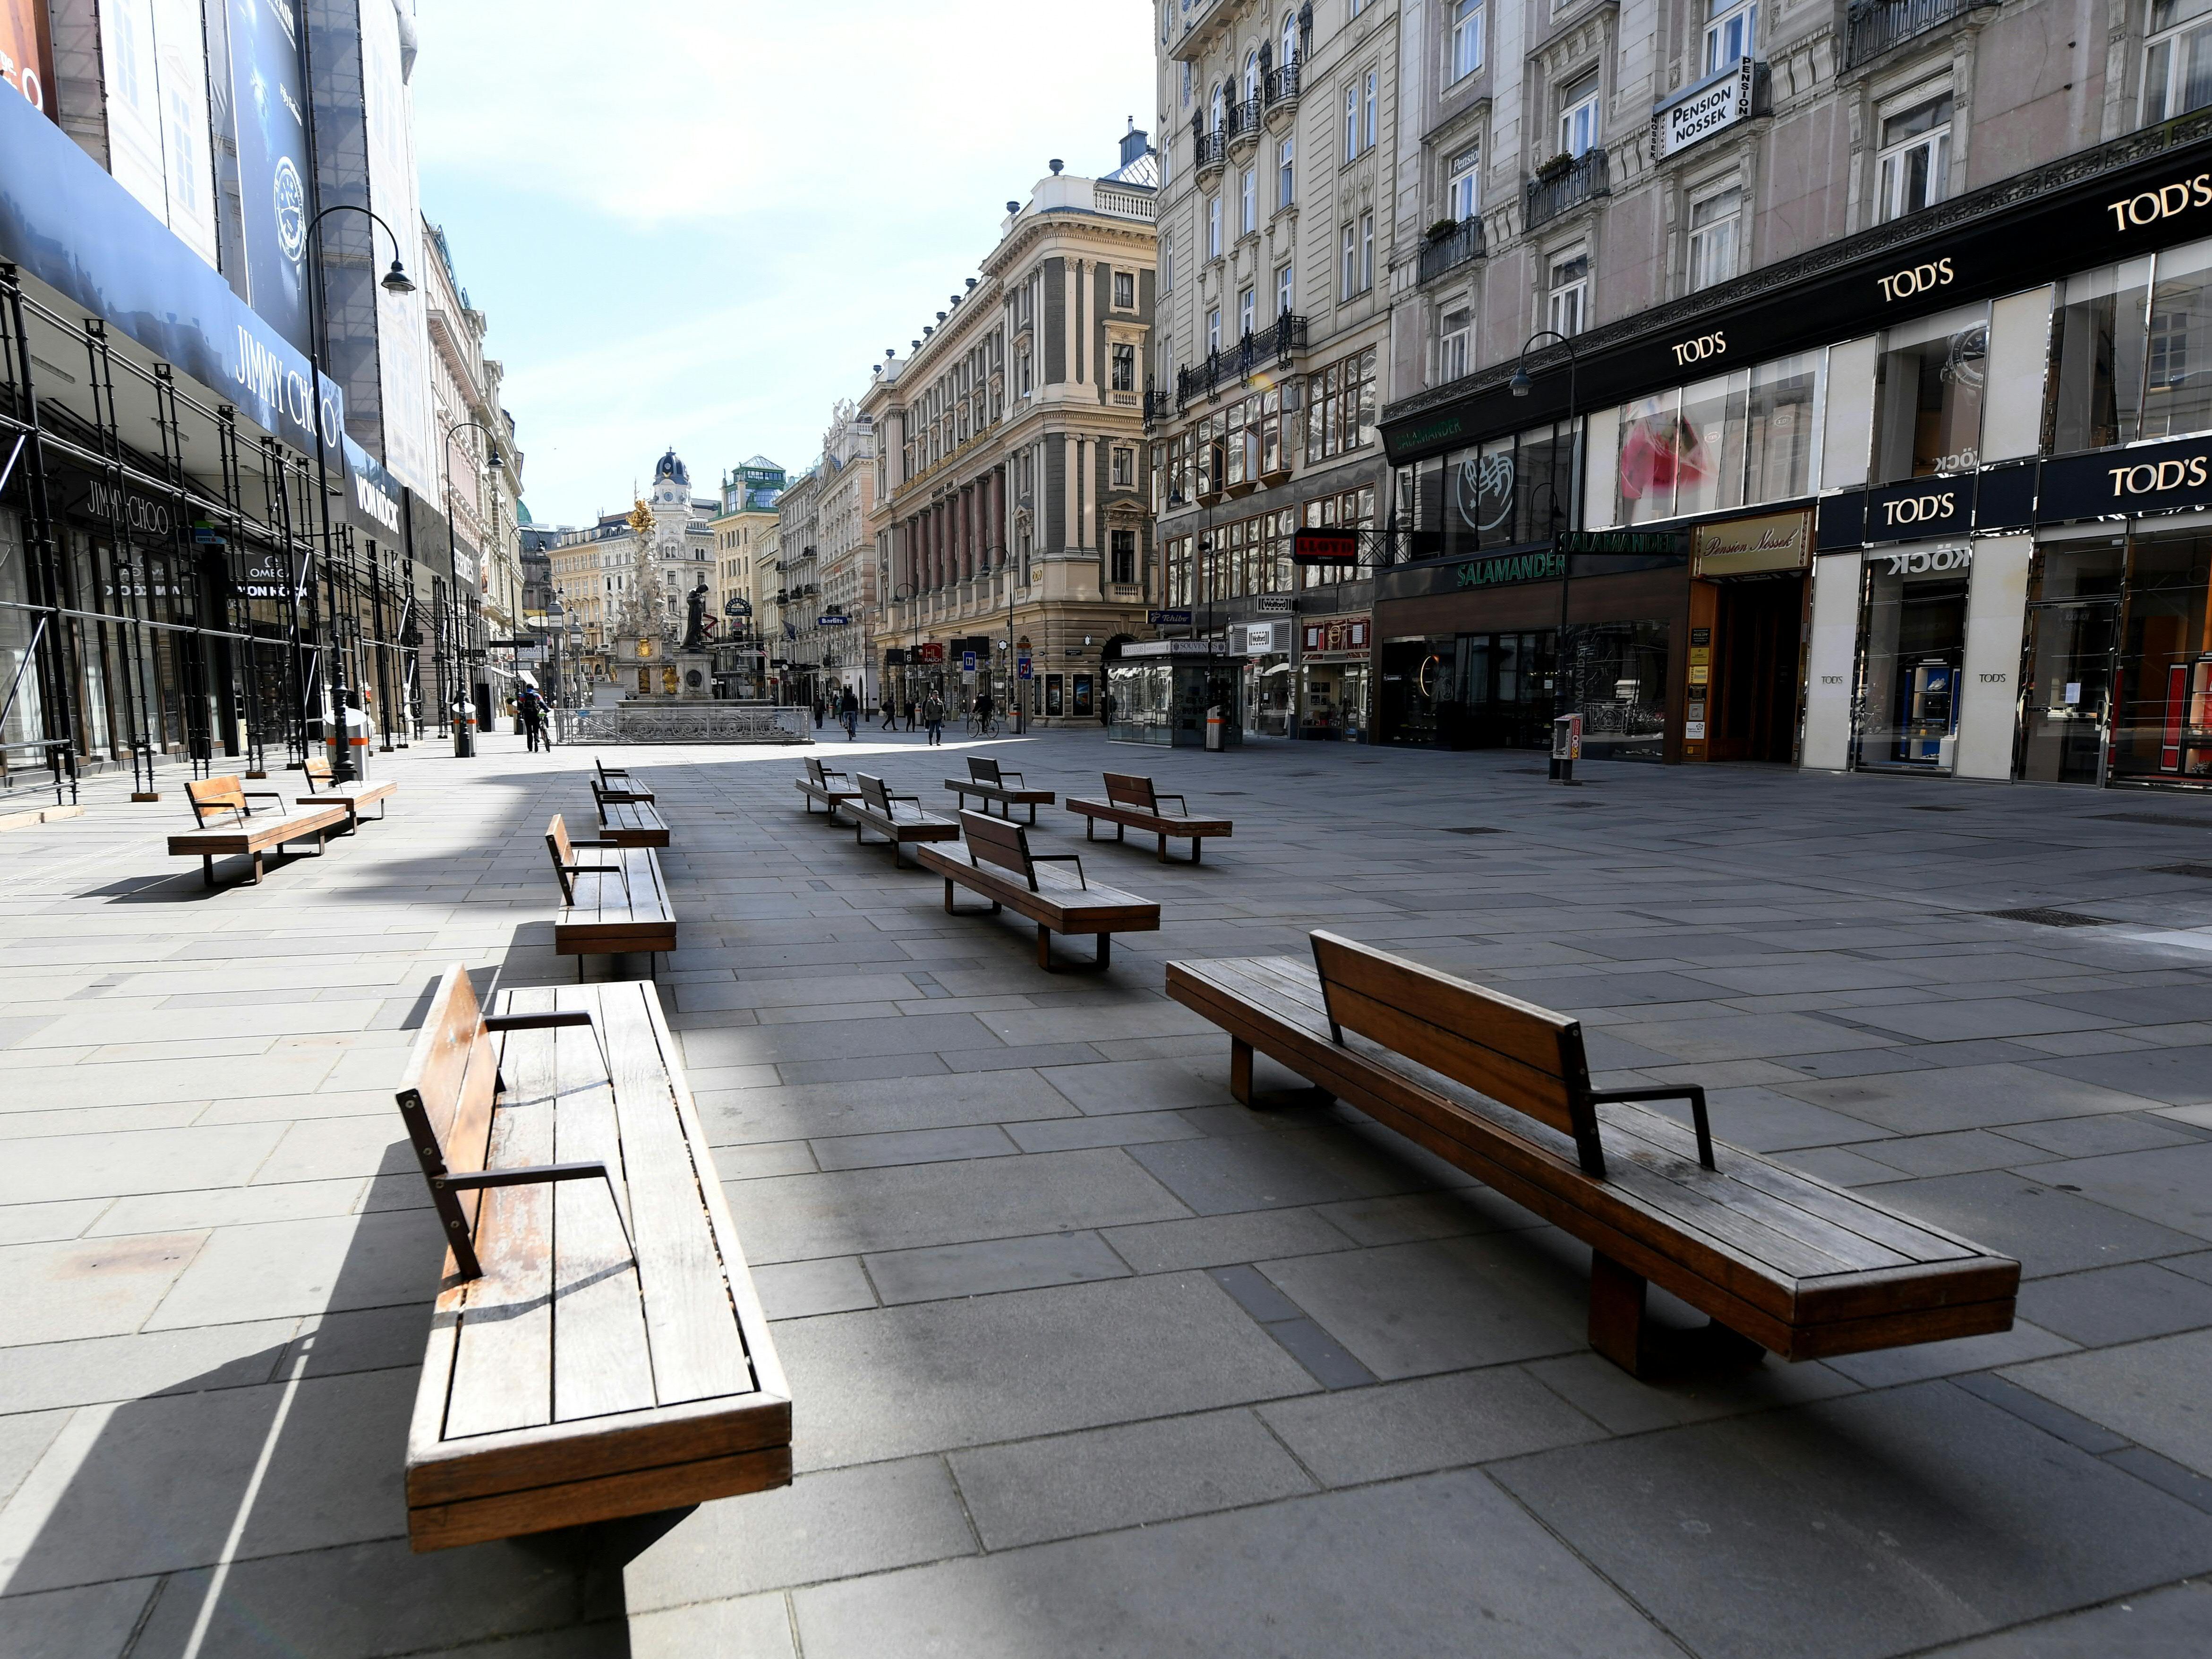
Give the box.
[2048,257,2152,453]
[1299,661,1370,741]
[1410,422,1576,556]
[1854,546,1973,772]
[2112,528,2212,782]
[1381,631,1557,749]
[2020,539,2124,785]
[1612,351,1818,524]
[1571,620,1672,761]
[1871,302,1987,482]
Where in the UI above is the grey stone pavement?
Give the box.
[3,725,2212,1658]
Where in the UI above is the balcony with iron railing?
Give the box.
[1524,149,1609,232]
[1417,216,1486,284]
[1174,313,1308,407]
[1192,121,1226,179]
[1845,0,1999,69]
[1143,385,1174,432]
[1226,95,1264,157]
[1264,61,1303,114]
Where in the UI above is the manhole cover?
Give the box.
[2148,863,2212,880]
[2095,812,2212,829]
[1984,906,2111,927]
[1441,826,1500,835]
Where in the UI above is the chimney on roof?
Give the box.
[1120,120,1150,169]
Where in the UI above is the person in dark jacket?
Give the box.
[839,686,859,739]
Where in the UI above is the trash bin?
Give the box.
[452,697,477,759]
[343,702,372,781]
[1204,704,1225,752]
[1550,713,1582,783]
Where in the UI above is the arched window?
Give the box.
[1210,82,1226,131]
[1281,10,1299,65]
[1244,51,1261,102]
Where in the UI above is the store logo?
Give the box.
[1882,546,1973,575]
[2107,454,2211,496]
[83,480,173,538]
[1670,331,1726,367]
[352,472,401,535]
[2107,174,2212,232]
[273,157,308,263]
[1877,259,1954,302]
[1879,491,1957,527]
[1456,452,1514,531]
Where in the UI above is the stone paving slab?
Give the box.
[5,730,2212,1652]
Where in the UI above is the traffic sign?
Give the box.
[816,615,850,627]
[961,650,978,673]
[1148,609,1192,625]
[1017,659,1032,679]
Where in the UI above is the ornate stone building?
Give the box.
[546,449,717,682]
[867,128,1160,722]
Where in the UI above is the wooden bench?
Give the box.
[1067,771,1233,864]
[393,965,789,1551]
[296,753,396,829]
[591,779,670,848]
[594,757,653,804]
[945,755,1055,824]
[545,815,676,978]
[916,811,1160,972]
[795,755,860,817]
[838,772,959,867]
[1165,931,2021,1377]
[168,776,353,889]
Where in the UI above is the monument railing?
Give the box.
[570,702,811,744]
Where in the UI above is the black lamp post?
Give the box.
[892,579,920,727]
[440,416,505,756]
[299,204,414,780]
[1510,328,1583,782]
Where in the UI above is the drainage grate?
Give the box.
[2094,811,2212,829]
[2148,863,2212,880]
[1441,826,1500,836]
[1910,804,1968,812]
[1984,906,2112,928]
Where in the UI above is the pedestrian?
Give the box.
[903,696,917,732]
[516,684,548,753]
[811,694,825,730]
[840,686,859,740]
[923,689,946,746]
[974,690,995,736]
[880,693,897,732]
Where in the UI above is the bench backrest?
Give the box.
[1104,772,1157,811]
[856,773,896,815]
[968,756,1003,785]
[303,754,335,787]
[187,775,251,827]
[960,810,1035,888]
[589,776,611,806]
[595,757,629,787]
[545,813,584,903]
[1310,930,1605,1175]
[394,965,499,1272]
[805,756,827,785]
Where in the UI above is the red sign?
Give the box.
[1,0,55,117]
[915,642,945,663]
[1292,527,1360,565]
[1300,616,1370,655]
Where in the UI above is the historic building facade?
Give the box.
[546,449,717,682]
[814,402,878,704]
[773,463,823,706]
[1153,0,1401,739]
[869,128,1160,723]
[709,457,784,699]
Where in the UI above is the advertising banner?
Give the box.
[361,0,436,496]
[226,0,312,353]
[1,0,55,119]
[0,88,342,457]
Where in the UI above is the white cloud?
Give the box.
[411,0,1157,523]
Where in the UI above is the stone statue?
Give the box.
[682,580,712,651]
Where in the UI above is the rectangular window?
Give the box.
[1439,308,1472,382]
[1705,0,1757,74]
[1239,285,1256,337]
[1548,250,1589,336]
[1111,528,1137,584]
[1114,269,1136,308]
[1111,446,1135,488]
[1111,342,1136,391]
[1341,222,1358,299]
[1359,211,1375,293]
[1876,93,1952,222]
[1241,166,1257,234]
[1559,73,1600,159]
[1207,306,1222,354]
[2050,257,2154,453]
[2146,0,2212,124]
[1872,300,1989,480]
[1276,262,1294,317]
[1278,136,1295,208]
[1364,69,1378,152]
[1207,195,1222,257]
[1451,0,1485,82]
[1447,145,1480,222]
[1688,185,1741,292]
[1344,82,1359,162]
[1304,347,1379,463]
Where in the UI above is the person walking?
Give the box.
[811,693,825,730]
[903,696,917,732]
[516,684,548,753]
[880,693,897,732]
[974,689,995,737]
[922,689,946,746]
[839,686,859,740]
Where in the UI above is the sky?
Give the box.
[410,0,1157,528]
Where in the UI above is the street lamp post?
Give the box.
[439,416,505,758]
[299,204,415,780]
[1509,328,1583,783]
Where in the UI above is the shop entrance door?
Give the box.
[2019,600,2118,784]
[1708,576,1804,763]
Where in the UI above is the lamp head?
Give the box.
[381,259,415,295]
[1509,365,1532,397]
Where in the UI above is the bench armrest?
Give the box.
[1030,852,1087,889]
[568,836,623,848]
[561,861,631,890]
[1588,1084,1714,1171]
[999,769,1025,786]
[1153,793,1190,815]
[433,1160,635,1266]
[484,1010,596,1032]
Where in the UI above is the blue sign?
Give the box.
[1017,659,1033,679]
[961,650,978,673]
[1149,609,1193,625]
[226,0,313,354]
[817,615,850,627]
[0,89,342,459]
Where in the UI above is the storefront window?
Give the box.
[1871,302,1987,481]
[1570,621,1672,761]
[1855,544,1974,772]
[2049,257,2153,453]
[1611,351,1819,525]
[2113,527,2212,782]
[2144,238,2212,441]
[2020,539,2124,785]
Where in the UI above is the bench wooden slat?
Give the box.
[545,986,658,1422]
[602,980,758,1407]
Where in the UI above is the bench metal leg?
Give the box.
[250,851,264,885]
[1589,1251,1765,1378]
[202,855,216,889]
[1191,837,1202,864]
[1230,1037,1252,1104]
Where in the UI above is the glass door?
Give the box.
[2019,600,2118,784]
